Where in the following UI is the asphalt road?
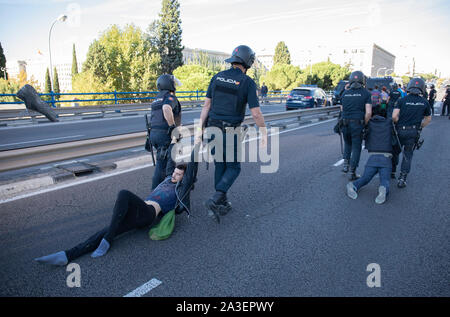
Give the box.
[0,103,286,151]
[0,116,448,296]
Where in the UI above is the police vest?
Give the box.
[150,91,181,129]
[366,116,393,153]
[210,71,248,123]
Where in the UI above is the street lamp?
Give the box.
[48,14,67,92]
[376,67,387,77]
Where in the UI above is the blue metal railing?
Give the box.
[0,89,289,108]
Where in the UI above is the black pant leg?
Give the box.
[65,227,108,262]
[103,190,156,243]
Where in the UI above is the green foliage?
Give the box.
[0,42,6,80]
[259,60,350,92]
[53,67,60,99]
[44,68,52,100]
[72,70,113,105]
[247,60,267,88]
[260,64,303,91]
[173,65,215,99]
[0,78,20,102]
[154,0,184,74]
[273,41,291,66]
[416,72,438,81]
[72,43,78,78]
[82,24,160,94]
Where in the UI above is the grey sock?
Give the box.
[35,251,68,266]
[91,238,110,258]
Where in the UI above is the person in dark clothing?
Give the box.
[428,84,436,115]
[35,143,199,266]
[346,114,395,204]
[260,83,268,104]
[340,71,372,180]
[392,78,432,188]
[149,74,182,189]
[441,86,450,117]
[198,45,267,222]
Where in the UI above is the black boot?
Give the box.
[391,172,396,179]
[397,172,407,188]
[219,193,232,215]
[348,167,360,181]
[205,191,227,223]
[342,159,349,173]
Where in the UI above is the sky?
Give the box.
[1,0,450,76]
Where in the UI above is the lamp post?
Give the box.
[48,14,67,93]
[376,67,387,77]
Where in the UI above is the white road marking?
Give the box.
[0,135,84,147]
[334,159,344,166]
[124,278,162,297]
[0,118,336,204]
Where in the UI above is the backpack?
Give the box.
[148,209,175,240]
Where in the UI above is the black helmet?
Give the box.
[348,71,366,85]
[157,74,176,91]
[406,77,425,95]
[392,83,398,90]
[225,45,255,69]
[430,84,435,89]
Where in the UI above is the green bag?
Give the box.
[148,209,175,240]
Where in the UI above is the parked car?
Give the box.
[286,86,329,110]
[332,80,348,105]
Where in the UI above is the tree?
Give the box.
[53,67,60,99]
[45,67,51,91]
[0,79,20,102]
[0,42,6,80]
[260,64,303,91]
[72,43,78,80]
[173,64,215,98]
[154,0,184,74]
[273,41,291,66]
[18,69,27,87]
[82,24,160,93]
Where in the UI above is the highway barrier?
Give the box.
[0,106,339,172]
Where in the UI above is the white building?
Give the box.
[6,58,82,92]
[183,47,230,66]
[292,43,395,78]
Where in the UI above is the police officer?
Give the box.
[441,86,450,118]
[428,84,436,116]
[149,74,182,189]
[392,77,432,188]
[340,71,372,180]
[198,45,267,221]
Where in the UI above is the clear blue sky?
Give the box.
[1,0,450,76]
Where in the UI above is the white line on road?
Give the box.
[0,118,336,204]
[124,278,162,297]
[0,135,84,147]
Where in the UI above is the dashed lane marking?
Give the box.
[124,278,162,297]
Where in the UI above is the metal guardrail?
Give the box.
[0,106,339,172]
[0,90,290,107]
[0,96,289,123]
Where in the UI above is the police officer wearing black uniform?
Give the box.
[340,71,372,181]
[149,74,182,189]
[392,77,432,188]
[428,84,436,116]
[197,45,267,222]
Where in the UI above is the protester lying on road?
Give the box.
[35,142,199,266]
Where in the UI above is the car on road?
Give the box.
[286,86,330,110]
[332,80,348,105]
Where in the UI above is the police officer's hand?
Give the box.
[194,126,203,145]
[259,127,268,149]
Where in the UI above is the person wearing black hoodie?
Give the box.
[346,113,395,204]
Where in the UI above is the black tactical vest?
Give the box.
[150,90,181,129]
[210,70,247,123]
[366,116,393,153]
